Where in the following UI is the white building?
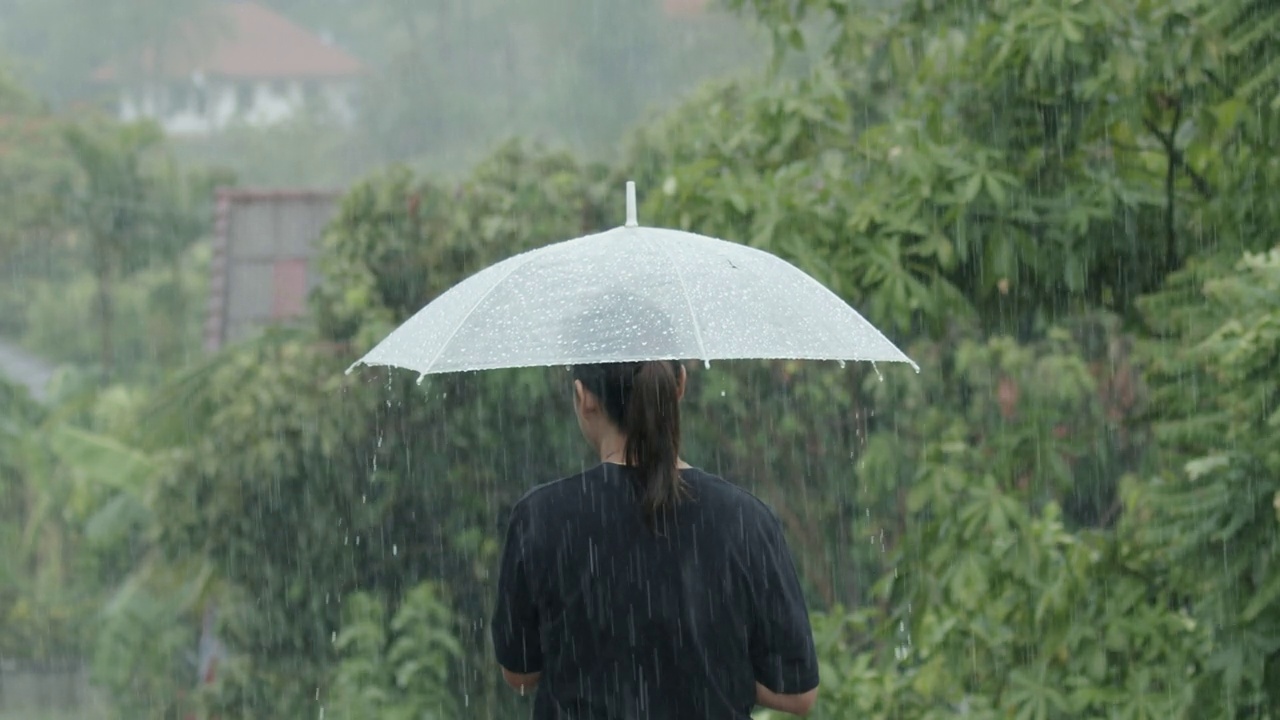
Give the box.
[91,1,364,137]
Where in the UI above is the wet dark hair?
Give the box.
[572,360,688,529]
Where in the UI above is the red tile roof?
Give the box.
[93,2,363,82]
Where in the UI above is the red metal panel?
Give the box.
[271,257,310,319]
[203,187,341,352]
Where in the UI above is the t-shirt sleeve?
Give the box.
[749,506,820,695]
[491,499,543,674]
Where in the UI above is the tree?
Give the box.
[0,0,214,104]
[0,377,171,665]
[59,119,225,381]
[1136,248,1280,716]
[61,121,167,381]
[0,64,76,334]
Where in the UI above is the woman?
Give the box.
[491,359,820,719]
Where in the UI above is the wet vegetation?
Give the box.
[1,0,1277,718]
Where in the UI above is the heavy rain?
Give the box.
[0,1,1276,719]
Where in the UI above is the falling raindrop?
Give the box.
[392,544,398,556]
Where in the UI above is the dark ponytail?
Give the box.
[571,360,687,529]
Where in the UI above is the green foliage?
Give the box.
[58,119,222,380]
[806,501,1206,720]
[650,0,1273,338]
[313,142,613,348]
[0,379,165,663]
[145,346,565,719]
[1195,0,1280,109]
[2,0,1276,718]
[0,101,230,381]
[0,68,75,317]
[91,569,204,720]
[19,242,210,381]
[796,321,1188,719]
[327,582,463,720]
[1136,247,1280,715]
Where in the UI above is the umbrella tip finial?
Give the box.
[625,181,638,227]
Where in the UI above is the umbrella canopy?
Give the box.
[347,183,918,377]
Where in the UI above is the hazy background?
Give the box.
[0,0,766,184]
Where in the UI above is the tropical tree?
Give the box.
[1135,248,1280,716]
[54,118,228,381]
[0,377,179,669]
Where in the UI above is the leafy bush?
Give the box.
[327,582,463,720]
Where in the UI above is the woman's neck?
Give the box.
[597,433,628,465]
[597,434,691,469]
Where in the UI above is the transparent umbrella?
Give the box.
[347,182,919,378]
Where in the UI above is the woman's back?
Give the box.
[492,463,818,720]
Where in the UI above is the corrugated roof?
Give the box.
[93,2,364,82]
[203,188,343,353]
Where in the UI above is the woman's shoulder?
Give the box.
[682,468,783,521]
[509,465,779,521]
[509,463,618,510]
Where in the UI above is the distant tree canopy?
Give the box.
[0,0,214,102]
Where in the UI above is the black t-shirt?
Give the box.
[491,463,819,719]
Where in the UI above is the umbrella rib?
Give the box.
[650,236,708,363]
[420,253,540,374]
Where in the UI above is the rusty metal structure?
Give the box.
[203,187,343,352]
